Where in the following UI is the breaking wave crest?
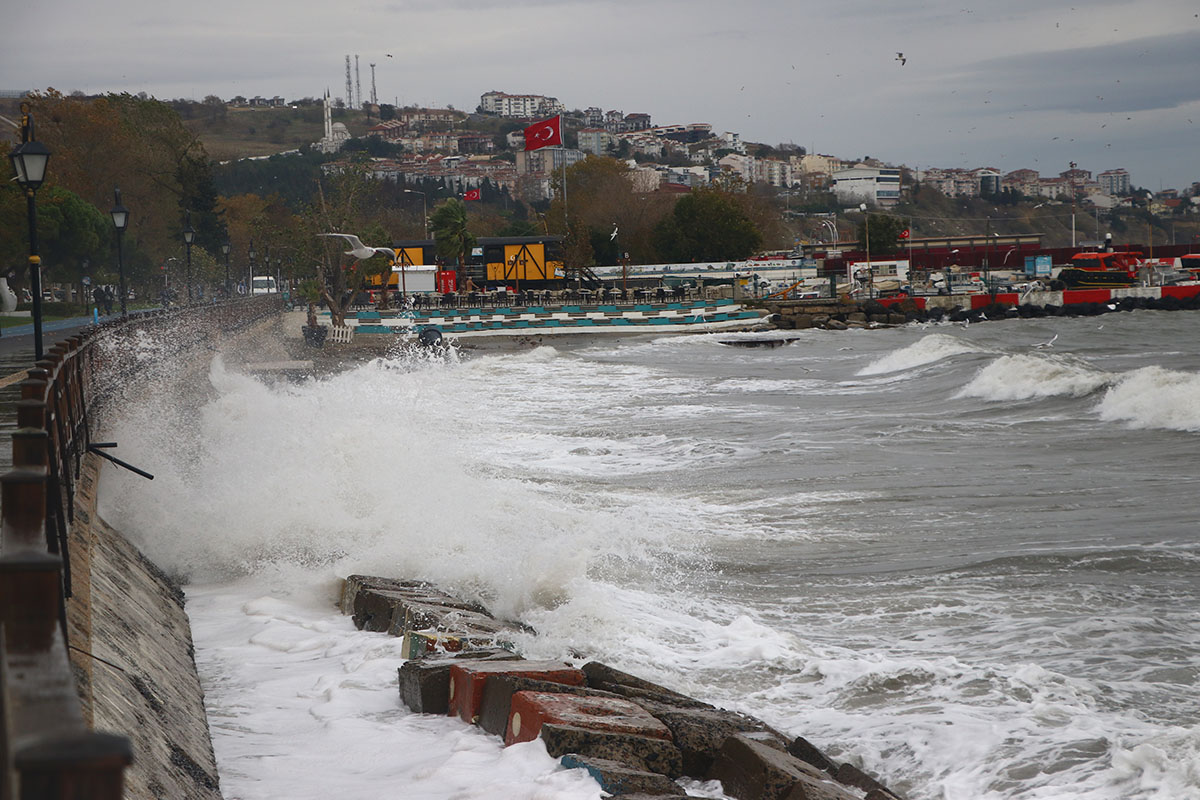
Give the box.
[1097,366,1200,432]
[858,333,988,376]
[956,354,1111,401]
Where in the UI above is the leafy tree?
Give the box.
[654,188,762,262]
[430,198,476,268]
[856,213,908,255]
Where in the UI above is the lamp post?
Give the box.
[9,106,51,360]
[248,240,256,296]
[404,189,428,238]
[263,246,271,294]
[275,257,282,294]
[859,203,872,299]
[221,240,231,297]
[183,211,195,303]
[110,188,130,317]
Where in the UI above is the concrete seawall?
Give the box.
[67,452,222,800]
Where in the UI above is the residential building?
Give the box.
[517,146,586,177]
[831,165,902,206]
[755,158,793,188]
[479,91,564,119]
[577,128,615,156]
[1098,169,1131,195]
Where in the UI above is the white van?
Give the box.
[251,276,277,295]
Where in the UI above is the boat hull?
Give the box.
[1056,268,1138,289]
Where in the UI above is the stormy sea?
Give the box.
[90,309,1200,799]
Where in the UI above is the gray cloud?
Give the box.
[953,32,1200,114]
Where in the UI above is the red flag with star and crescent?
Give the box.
[463,188,481,201]
[523,116,562,151]
[899,228,911,239]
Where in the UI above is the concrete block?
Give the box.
[477,675,623,737]
[398,650,521,715]
[539,723,684,779]
[834,762,900,799]
[787,736,836,775]
[447,660,584,724]
[647,707,777,776]
[560,754,682,796]
[708,733,858,800]
[581,662,712,709]
[398,659,455,715]
[505,691,671,746]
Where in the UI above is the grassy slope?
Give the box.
[186,106,374,162]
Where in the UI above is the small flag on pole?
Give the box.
[463,188,481,201]
[899,228,911,239]
[523,116,563,151]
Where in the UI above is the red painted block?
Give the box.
[1162,285,1200,300]
[1061,289,1113,305]
[505,691,672,746]
[447,660,584,724]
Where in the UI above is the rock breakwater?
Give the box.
[342,574,905,800]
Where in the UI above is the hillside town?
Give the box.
[294,87,1200,214]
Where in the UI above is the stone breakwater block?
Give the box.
[646,707,777,777]
[834,763,902,799]
[707,734,858,800]
[505,691,672,746]
[787,737,836,775]
[398,649,521,714]
[539,723,684,779]
[559,754,682,797]
[387,602,509,639]
[400,628,515,660]
[582,661,713,709]
[343,575,475,617]
[478,675,624,737]
[447,660,584,724]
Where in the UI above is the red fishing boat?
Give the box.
[1056,250,1142,288]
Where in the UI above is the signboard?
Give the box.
[1024,255,1052,276]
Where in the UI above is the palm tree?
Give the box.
[430,198,475,272]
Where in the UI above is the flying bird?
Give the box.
[319,233,396,262]
[896,52,906,65]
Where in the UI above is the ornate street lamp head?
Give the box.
[221,241,231,256]
[110,188,129,232]
[183,211,195,245]
[10,139,51,191]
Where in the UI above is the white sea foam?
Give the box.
[956,354,1111,401]
[857,333,986,376]
[1096,366,1200,432]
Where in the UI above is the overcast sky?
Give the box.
[6,0,1199,191]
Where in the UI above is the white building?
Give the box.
[1098,169,1131,196]
[479,91,564,119]
[831,165,902,206]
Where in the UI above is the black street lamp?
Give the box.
[183,211,195,303]
[9,106,51,360]
[248,239,256,296]
[110,188,130,318]
[221,240,231,297]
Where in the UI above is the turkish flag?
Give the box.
[463,188,481,201]
[899,228,911,239]
[524,116,562,151]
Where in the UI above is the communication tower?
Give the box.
[369,63,378,106]
[355,55,362,109]
[344,55,353,109]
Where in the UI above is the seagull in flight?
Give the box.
[319,233,395,262]
[896,52,906,65]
